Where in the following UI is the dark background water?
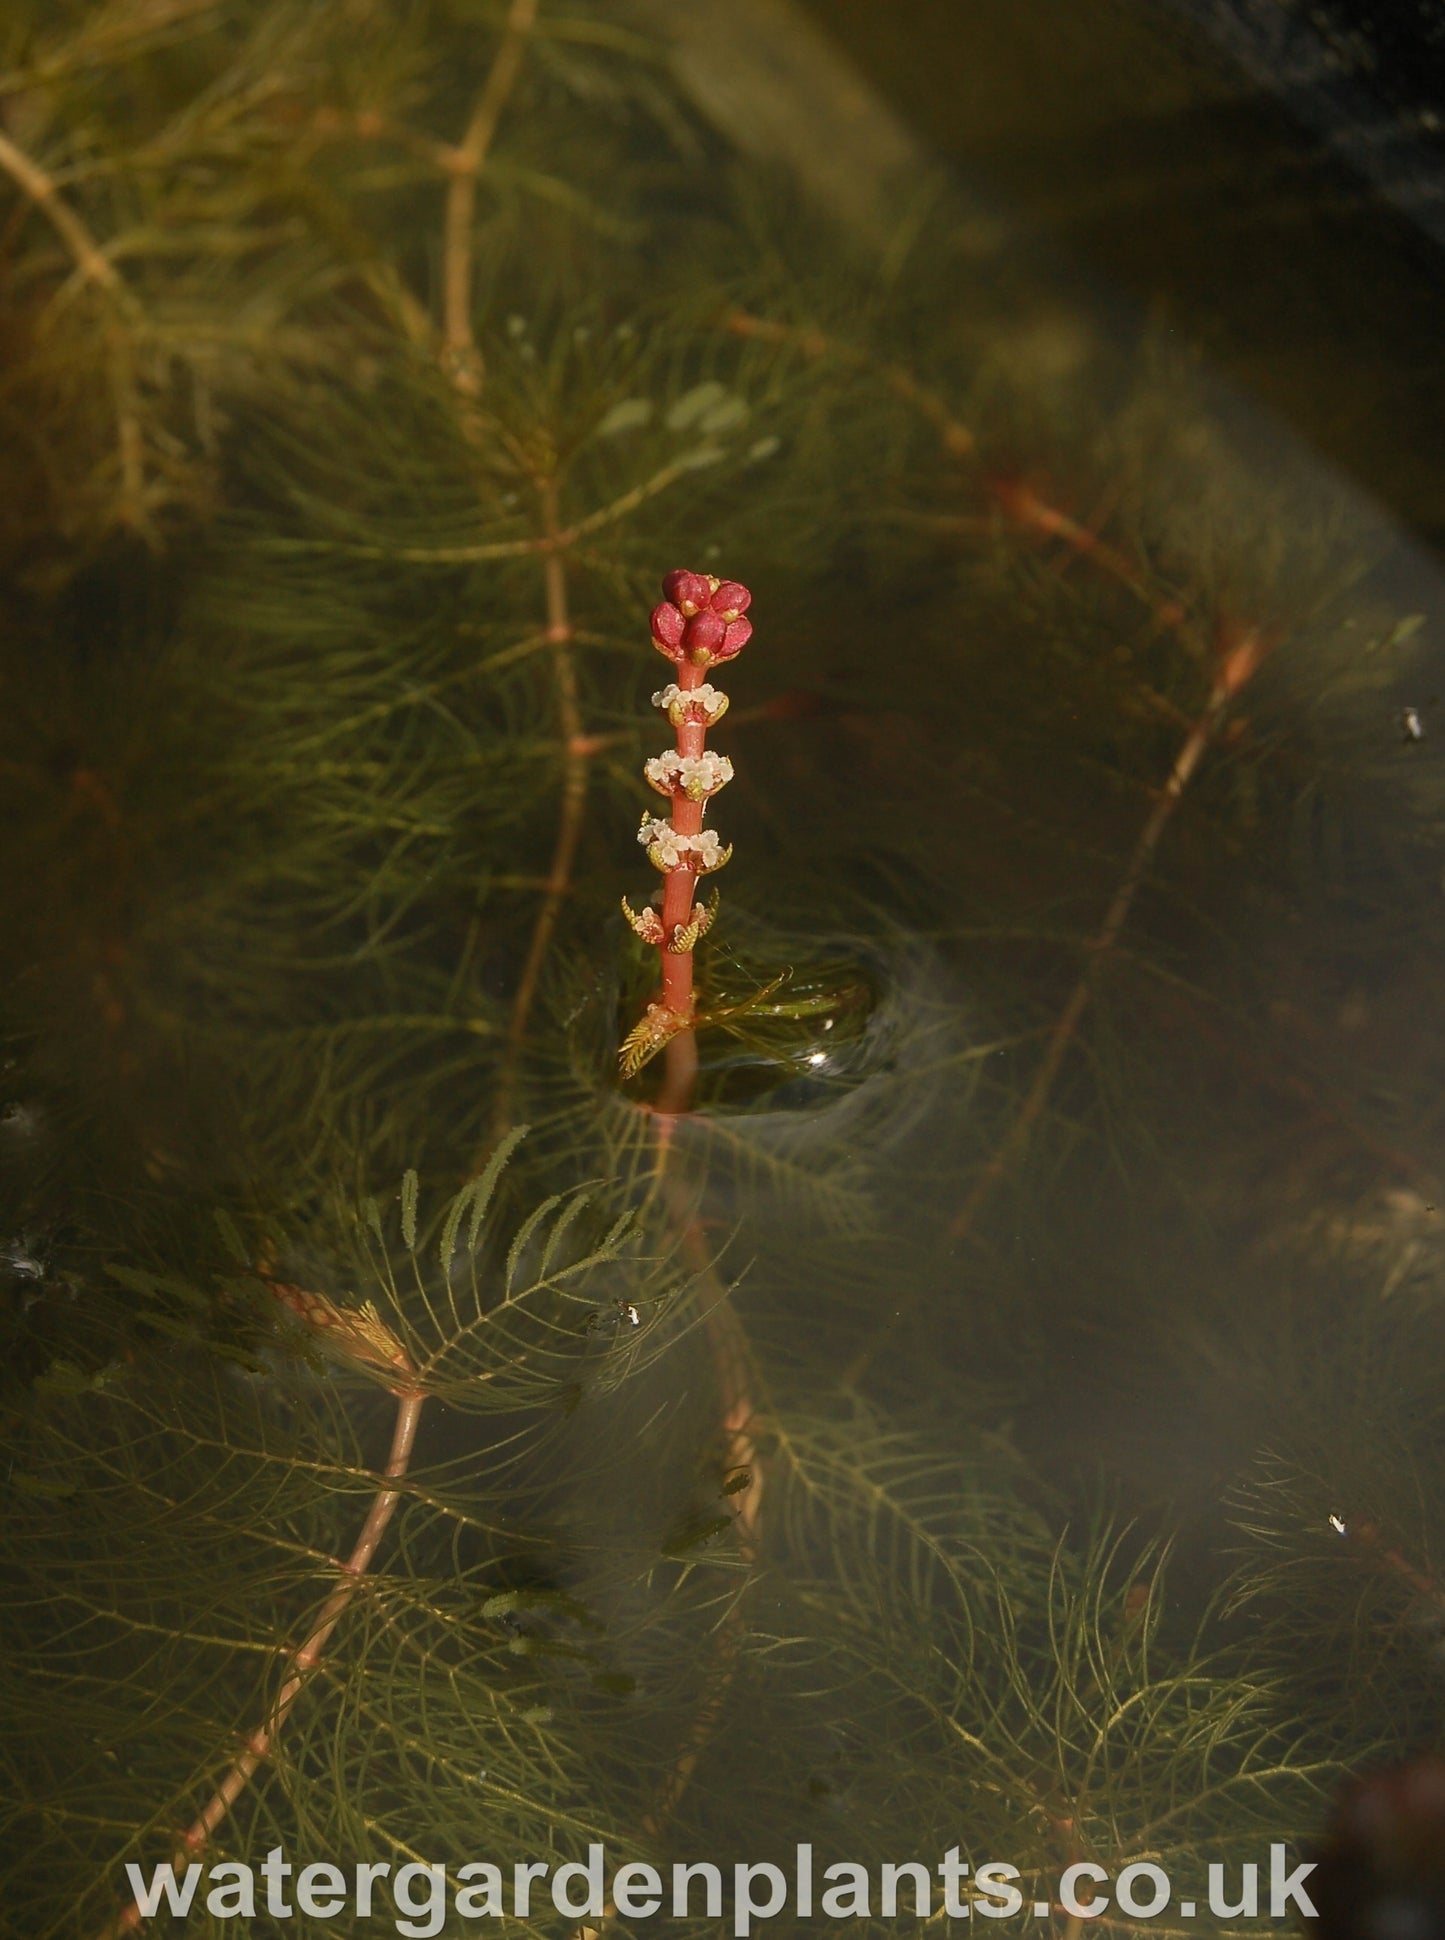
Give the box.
[802,0,1445,547]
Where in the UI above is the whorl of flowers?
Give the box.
[643,750,734,802]
[652,681,729,728]
[621,570,753,1077]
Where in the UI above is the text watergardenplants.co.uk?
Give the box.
[122,1841,1322,1934]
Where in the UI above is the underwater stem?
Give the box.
[107,317,152,543]
[985,478,1188,634]
[490,474,589,1143]
[636,1195,761,1848]
[0,126,121,292]
[442,0,539,397]
[613,571,764,1839]
[945,628,1267,1245]
[724,308,973,456]
[0,129,157,539]
[725,309,1197,637]
[842,629,1268,1387]
[1343,1517,1445,1615]
[99,1387,425,1938]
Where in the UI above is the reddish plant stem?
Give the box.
[95,21,531,1921]
[650,659,712,1130]
[0,125,120,292]
[622,570,749,1099]
[1345,1518,1445,1614]
[655,1025,700,1125]
[441,0,539,396]
[723,308,973,455]
[489,477,592,1147]
[945,630,1267,1245]
[568,1274,759,1940]
[1147,980,1434,1192]
[985,478,1188,632]
[723,309,1191,639]
[842,630,1268,1386]
[659,659,709,1022]
[100,1386,425,1938]
[735,308,1430,1361]
[424,7,593,1160]
[623,574,761,1844]
[637,1200,761,1844]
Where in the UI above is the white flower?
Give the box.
[690,829,729,870]
[681,752,732,798]
[643,753,682,796]
[638,814,683,869]
[620,894,665,945]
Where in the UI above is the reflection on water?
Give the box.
[3,2,1445,1933]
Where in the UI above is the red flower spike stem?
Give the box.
[619,570,752,1082]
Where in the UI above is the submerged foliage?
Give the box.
[4,0,1445,1934]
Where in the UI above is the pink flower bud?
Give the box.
[662,569,712,617]
[650,601,686,659]
[715,616,752,659]
[683,609,725,661]
[709,580,751,622]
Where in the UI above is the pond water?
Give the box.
[3,2,1445,1935]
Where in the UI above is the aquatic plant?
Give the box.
[5,3,1445,1936]
[619,568,752,1094]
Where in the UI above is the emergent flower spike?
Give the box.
[621,569,752,1078]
